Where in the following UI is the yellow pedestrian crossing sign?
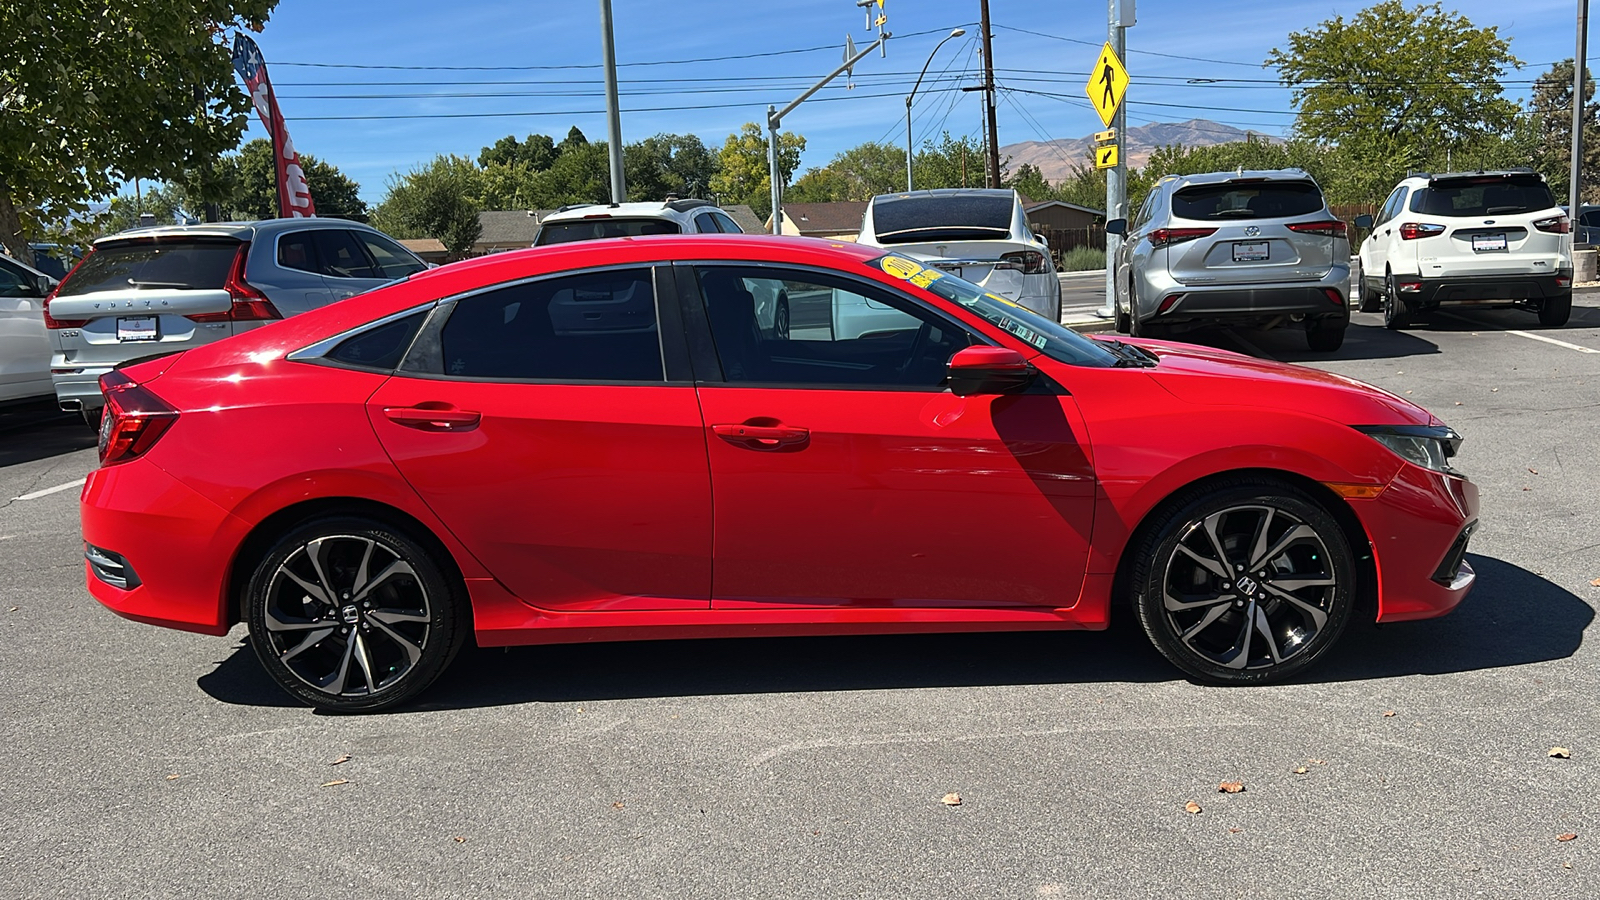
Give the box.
[1085,43,1129,127]
[1094,143,1119,170]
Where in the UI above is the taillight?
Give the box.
[1148,228,1216,247]
[1399,222,1446,240]
[187,243,282,323]
[1533,214,1570,234]
[997,250,1048,274]
[96,370,179,467]
[43,248,92,329]
[1287,220,1348,238]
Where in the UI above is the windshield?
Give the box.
[534,218,682,245]
[1171,181,1325,220]
[1411,176,1556,217]
[868,254,1118,368]
[872,193,1014,243]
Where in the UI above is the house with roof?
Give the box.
[765,201,870,240]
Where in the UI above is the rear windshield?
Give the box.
[1410,176,1557,217]
[873,194,1014,243]
[1171,181,1325,221]
[533,218,682,245]
[59,239,239,296]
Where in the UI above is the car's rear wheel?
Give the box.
[246,517,465,713]
[1131,478,1356,685]
[1305,317,1346,352]
[1358,278,1382,313]
[1383,273,1411,330]
[774,292,791,340]
[81,406,102,432]
[1537,292,1572,327]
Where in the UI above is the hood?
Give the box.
[1120,338,1438,427]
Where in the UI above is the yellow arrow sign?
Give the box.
[1094,144,1119,170]
[1084,43,1129,127]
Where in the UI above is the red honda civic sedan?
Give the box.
[81,235,1478,711]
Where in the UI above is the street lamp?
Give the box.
[906,28,965,191]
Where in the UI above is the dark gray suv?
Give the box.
[46,219,426,424]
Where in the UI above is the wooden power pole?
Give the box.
[979,0,1000,187]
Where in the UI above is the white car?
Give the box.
[1356,170,1574,328]
[855,189,1062,322]
[0,253,55,405]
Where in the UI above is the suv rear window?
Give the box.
[1410,176,1557,217]
[1171,181,1325,220]
[872,194,1014,243]
[59,240,239,296]
[534,218,682,245]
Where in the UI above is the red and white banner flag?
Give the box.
[232,33,316,218]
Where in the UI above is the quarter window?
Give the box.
[439,268,663,382]
[328,311,429,371]
[693,212,721,233]
[710,211,744,234]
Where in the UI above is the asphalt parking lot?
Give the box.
[2,296,1597,899]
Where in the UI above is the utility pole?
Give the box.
[1099,0,1133,319]
[979,0,1000,187]
[1572,0,1590,229]
[599,0,627,205]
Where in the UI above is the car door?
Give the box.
[683,263,1096,609]
[1360,186,1405,285]
[366,265,712,612]
[0,259,52,401]
[255,228,335,317]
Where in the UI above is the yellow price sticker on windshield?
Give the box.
[879,256,923,280]
[909,268,943,288]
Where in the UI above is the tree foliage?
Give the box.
[1528,60,1600,202]
[710,123,806,220]
[216,139,367,220]
[370,155,482,259]
[0,0,278,263]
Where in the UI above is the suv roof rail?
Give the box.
[1405,170,1432,179]
[664,198,713,213]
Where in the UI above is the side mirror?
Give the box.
[1104,218,1127,236]
[1353,214,1373,231]
[33,274,55,297]
[947,345,1035,397]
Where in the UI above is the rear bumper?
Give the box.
[1404,269,1572,307]
[1352,463,1480,623]
[1141,265,1351,325]
[52,366,113,410]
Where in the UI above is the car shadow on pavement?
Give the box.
[1176,321,1443,364]
[196,555,1592,712]
[0,406,95,467]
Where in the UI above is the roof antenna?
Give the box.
[1236,165,1243,176]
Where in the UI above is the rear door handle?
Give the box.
[383,405,481,431]
[712,423,809,450]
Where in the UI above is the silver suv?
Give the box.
[46,219,426,425]
[1107,170,1352,351]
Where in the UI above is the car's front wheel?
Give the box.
[774,292,791,340]
[1537,292,1571,327]
[246,517,466,712]
[1131,478,1356,685]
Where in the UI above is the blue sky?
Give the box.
[236,0,1586,204]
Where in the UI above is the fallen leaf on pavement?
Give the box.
[941,792,962,806]
[1309,758,1326,765]
[1558,833,1578,842]
[1217,781,1245,794]
[1184,801,1202,814]
[1529,468,1539,475]
[1382,710,1396,718]
[1293,766,1309,775]
[1491,387,1499,392]
[1589,578,1600,587]
[329,755,351,766]
[453,836,466,843]
[612,801,625,810]
[1523,487,1533,491]
[1550,747,1572,759]
[321,779,347,787]
[165,774,181,780]
[1228,827,1242,834]
[1564,861,1573,869]
[1454,402,1462,406]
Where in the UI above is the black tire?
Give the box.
[80,406,103,432]
[1537,292,1571,327]
[774,293,791,340]
[245,516,466,712]
[1305,317,1347,352]
[1383,272,1411,330]
[1114,289,1131,334]
[1130,477,1356,685]
[1358,278,1382,313]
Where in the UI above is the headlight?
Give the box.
[1354,424,1463,474]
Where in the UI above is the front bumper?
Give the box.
[1352,463,1480,622]
[1404,269,1572,307]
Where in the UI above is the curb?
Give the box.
[1064,316,1115,333]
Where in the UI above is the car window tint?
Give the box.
[277,231,319,273]
[695,266,972,388]
[328,311,429,371]
[872,193,1015,243]
[1581,210,1600,226]
[711,211,744,234]
[693,212,721,234]
[1171,181,1325,221]
[440,268,663,381]
[534,218,683,245]
[312,230,379,279]
[1414,176,1556,217]
[0,260,34,297]
[57,240,239,296]
[357,232,427,279]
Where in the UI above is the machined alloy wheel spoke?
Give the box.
[1251,524,1316,571]
[305,539,340,604]
[279,627,335,663]
[1181,602,1232,640]
[1176,543,1231,579]
[1164,588,1236,612]
[1253,604,1284,665]
[1270,576,1336,592]
[281,569,332,606]
[369,608,430,626]
[350,560,417,606]
[264,607,329,632]
[367,616,425,666]
[1248,507,1276,569]
[1265,584,1330,630]
[352,633,379,694]
[1202,513,1235,572]
[1222,602,1256,669]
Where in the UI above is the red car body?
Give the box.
[81,236,1476,694]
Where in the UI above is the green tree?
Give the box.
[710,123,805,220]
[97,186,193,235]
[528,140,611,207]
[1268,1,1521,201]
[215,139,367,220]
[786,167,852,203]
[628,133,719,199]
[1527,59,1600,201]
[1005,163,1057,203]
[911,133,987,190]
[0,1,278,264]
[479,133,558,171]
[370,155,482,259]
[816,142,906,200]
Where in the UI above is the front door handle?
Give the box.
[383,405,481,431]
[712,423,809,450]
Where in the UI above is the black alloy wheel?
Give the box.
[246,517,465,712]
[1131,478,1356,685]
[1358,278,1383,313]
[774,293,791,340]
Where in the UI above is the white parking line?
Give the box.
[13,477,86,502]
[1435,311,1600,354]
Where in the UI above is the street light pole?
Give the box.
[1572,0,1590,228]
[906,29,966,191]
[599,0,627,205]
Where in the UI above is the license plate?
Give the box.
[1232,241,1270,262]
[1472,233,1507,252]
[117,316,158,341]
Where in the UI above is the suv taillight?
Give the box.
[1287,220,1348,237]
[97,370,179,467]
[187,243,282,323]
[997,250,1048,274]
[1533,214,1570,235]
[1399,222,1446,240]
[1148,227,1216,247]
[42,248,92,329]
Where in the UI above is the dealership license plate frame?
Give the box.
[1472,233,1508,252]
[117,316,159,342]
[1232,241,1270,262]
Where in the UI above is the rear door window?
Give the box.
[312,230,379,279]
[57,240,239,296]
[1412,176,1556,217]
[0,259,38,296]
[357,232,427,278]
[1171,181,1325,221]
[534,218,683,245]
[277,231,319,273]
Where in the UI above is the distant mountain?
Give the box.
[1001,119,1283,182]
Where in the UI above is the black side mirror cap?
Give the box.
[1104,218,1128,236]
[1353,214,1374,231]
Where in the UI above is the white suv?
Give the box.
[1356,170,1574,328]
[533,199,746,244]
